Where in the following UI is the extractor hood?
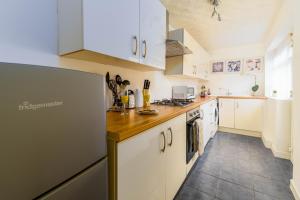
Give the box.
[166,28,193,58]
[166,39,193,58]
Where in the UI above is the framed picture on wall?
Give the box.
[212,61,225,73]
[244,57,264,73]
[225,60,242,73]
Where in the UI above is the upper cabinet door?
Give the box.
[235,99,264,132]
[83,0,140,63]
[140,0,166,70]
[219,98,235,128]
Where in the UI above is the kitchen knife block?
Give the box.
[143,89,151,108]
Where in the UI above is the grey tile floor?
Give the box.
[175,132,294,200]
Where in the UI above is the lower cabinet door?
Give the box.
[219,98,235,128]
[201,104,211,149]
[165,114,186,200]
[117,125,165,200]
[235,99,264,132]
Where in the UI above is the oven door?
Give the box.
[186,117,200,164]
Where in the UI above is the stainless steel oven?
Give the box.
[186,107,202,164]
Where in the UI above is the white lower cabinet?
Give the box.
[235,99,264,132]
[219,98,235,128]
[218,98,264,132]
[201,103,212,147]
[199,100,218,154]
[117,114,186,200]
[165,115,186,200]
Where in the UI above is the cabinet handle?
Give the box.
[236,101,239,109]
[142,40,147,58]
[161,131,166,152]
[167,127,173,146]
[132,36,138,55]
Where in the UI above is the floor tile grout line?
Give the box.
[177,132,293,200]
[184,184,217,199]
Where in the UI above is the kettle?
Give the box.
[135,89,143,108]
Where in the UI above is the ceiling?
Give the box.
[161,0,283,52]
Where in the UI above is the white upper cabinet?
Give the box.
[140,0,166,70]
[83,0,140,63]
[58,0,166,70]
[165,29,210,79]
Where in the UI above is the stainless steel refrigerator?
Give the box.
[0,63,108,200]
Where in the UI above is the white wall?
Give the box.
[291,0,300,198]
[206,44,265,96]
[263,98,291,159]
[60,58,203,109]
[264,0,294,99]
[0,0,202,109]
[264,0,293,50]
[0,0,59,66]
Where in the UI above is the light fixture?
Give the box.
[209,0,222,21]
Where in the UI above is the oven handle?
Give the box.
[187,115,201,125]
[167,127,173,146]
[161,131,166,152]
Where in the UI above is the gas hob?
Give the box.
[152,99,194,107]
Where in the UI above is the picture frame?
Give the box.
[212,61,225,73]
[244,57,264,74]
[225,59,242,73]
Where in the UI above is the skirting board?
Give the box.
[261,134,290,159]
[262,134,272,148]
[218,127,261,138]
[271,145,291,160]
[218,127,291,160]
[290,179,300,200]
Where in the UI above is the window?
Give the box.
[266,34,293,99]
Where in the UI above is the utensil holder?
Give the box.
[143,89,151,108]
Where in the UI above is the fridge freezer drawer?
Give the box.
[39,158,108,200]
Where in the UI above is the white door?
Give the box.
[165,114,186,200]
[140,0,166,70]
[235,99,264,132]
[117,125,165,200]
[83,0,140,63]
[201,104,212,147]
[219,98,235,128]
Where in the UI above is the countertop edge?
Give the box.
[107,95,267,143]
[217,96,268,100]
[107,97,217,143]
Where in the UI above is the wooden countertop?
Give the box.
[218,95,268,100]
[107,96,217,143]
